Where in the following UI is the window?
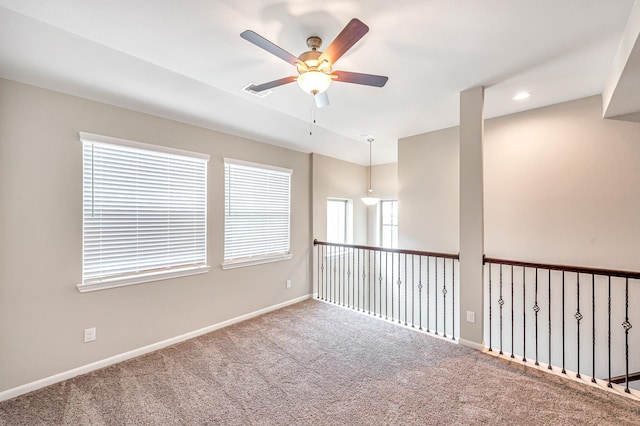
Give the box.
[380,200,398,248]
[80,132,209,292]
[223,158,292,268]
[327,198,352,244]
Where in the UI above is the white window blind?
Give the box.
[81,132,209,290]
[224,158,291,267]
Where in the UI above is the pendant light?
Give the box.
[361,138,380,206]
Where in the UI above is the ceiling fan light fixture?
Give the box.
[297,70,332,94]
[241,18,387,106]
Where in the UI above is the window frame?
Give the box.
[326,198,353,245]
[326,198,353,258]
[222,158,293,269]
[380,199,399,249]
[78,132,210,293]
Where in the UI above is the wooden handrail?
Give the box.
[484,256,640,280]
[313,239,459,260]
[609,372,640,384]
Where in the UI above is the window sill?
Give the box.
[77,265,210,293]
[222,254,292,270]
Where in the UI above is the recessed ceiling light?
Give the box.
[513,91,531,101]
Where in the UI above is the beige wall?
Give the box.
[399,95,640,269]
[0,79,312,393]
[371,163,398,200]
[485,96,640,270]
[398,126,460,253]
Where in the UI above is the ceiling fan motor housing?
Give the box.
[306,36,322,50]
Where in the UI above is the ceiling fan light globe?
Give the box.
[297,71,332,95]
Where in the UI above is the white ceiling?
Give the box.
[0,0,636,164]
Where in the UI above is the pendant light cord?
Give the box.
[368,138,373,192]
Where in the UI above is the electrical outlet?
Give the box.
[84,327,96,343]
[286,280,292,289]
[466,311,475,323]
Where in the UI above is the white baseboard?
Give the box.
[458,338,486,351]
[0,294,312,402]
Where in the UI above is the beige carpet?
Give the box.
[1,299,639,425]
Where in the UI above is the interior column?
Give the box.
[459,86,485,349]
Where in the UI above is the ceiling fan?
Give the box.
[240,18,388,108]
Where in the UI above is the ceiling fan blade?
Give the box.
[332,71,388,87]
[315,91,330,108]
[319,18,369,65]
[241,30,306,69]
[246,76,297,93]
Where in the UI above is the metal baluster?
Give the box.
[341,248,344,306]
[319,245,324,300]
[419,256,423,330]
[522,267,526,362]
[324,245,328,301]
[499,264,503,354]
[330,246,334,303]
[623,278,632,393]
[591,273,596,383]
[367,250,376,315]
[452,258,456,340]
[347,249,351,307]
[548,269,552,370]
[379,251,383,318]
[576,273,581,378]
[488,262,492,351]
[534,268,539,366]
[335,246,339,304]
[427,256,431,333]
[443,257,448,338]
[562,271,566,374]
[334,247,338,304]
[411,255,416,328]
[343,248,347,306]
[356,249,360,311]
[397,253,402,324]
[366,250,370,313]
[351,250,355,308]
[607,276,612,388]
[324,245,328,300]
[511,265,515,358]
[360,250,363,310]
[336,248,340,305]
[435,257,439,335]
[378,251,382,318]
[384,252,389,319]
[390,252,394,321]
[370,250,374,314]
[404,254,408,326]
